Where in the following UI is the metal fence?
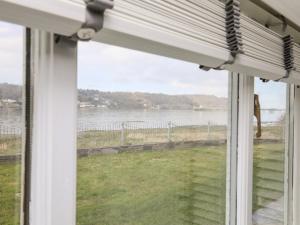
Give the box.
[0,125,22,155]
[0,120,286,154]
[77,121,227,149]
[0,121,226,155]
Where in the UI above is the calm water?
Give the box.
[0,108,285,129]
[78,109,227,129]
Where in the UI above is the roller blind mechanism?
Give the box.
[1,0,300,84]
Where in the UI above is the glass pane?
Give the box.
[77,42,229,225]
[0,22,24,225]
[252,79,286,225]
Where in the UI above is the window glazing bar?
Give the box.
[233,74,254,225]
[29,31,78,225]
[226,72,239,225]
[293,86,300,225]
[285,85,294,225]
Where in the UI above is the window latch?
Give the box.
[72,0,114,41]
[254,94,262,138]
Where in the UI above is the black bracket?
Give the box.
[199,0,243,71]
[283,35,295,71]
[260,78,270,83]
[72,0,114,41]
[277,35,295,80]
[225,0,243,57]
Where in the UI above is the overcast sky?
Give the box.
[78,41,229,96]
[0,21,286,108]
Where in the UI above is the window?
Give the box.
[252,79,287,225]
[76,42,229,225]
[0,22,24,225]
[0,3,298,225]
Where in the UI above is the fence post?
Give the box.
[207,121,211,140]
[121,122,125,145]
[168,121,172,142]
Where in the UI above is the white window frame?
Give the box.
[24,30,237,225]
[229,73,254,225]
[292,85,300,225]
[23,34,295,225]
[28,30,78,225]
[230,75,293,225]
[226,72,239,225]
[285,84,294,225]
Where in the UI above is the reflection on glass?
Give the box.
[0,22,23,225]
[252,79,286,225]
[77,43,228,225]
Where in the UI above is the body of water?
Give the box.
[0,108,285,130]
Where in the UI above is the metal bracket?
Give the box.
[260,78,270,83]
[199,0,243,71]
[72,0,114,41]
[265,15,288,33]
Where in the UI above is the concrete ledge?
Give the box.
[0,154,21,163]
[0,139,284,162]
[77,139,227,158]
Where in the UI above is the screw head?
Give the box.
[77,28,96,41]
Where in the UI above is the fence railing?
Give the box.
[77,121,227,149]
[0,121,285,154]
[0,125,22,155]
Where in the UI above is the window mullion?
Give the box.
[293,86,300,225]
[284,85,294,225]
[233,74,254,225]
[29,31,78,225]
[226,72,238,225]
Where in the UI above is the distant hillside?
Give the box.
[0,83,22,102]
[78,90,227,110]
[0,83,227,110]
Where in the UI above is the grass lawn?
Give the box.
[77,146,227,225]
[0,143,284,225]
[0,163,21,225]
[253,143,285,221]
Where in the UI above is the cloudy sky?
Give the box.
[78,41,228,97]
[0,21,286,108]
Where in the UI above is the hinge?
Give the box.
[72,0,114,41]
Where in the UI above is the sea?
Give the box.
[0,107,285,131]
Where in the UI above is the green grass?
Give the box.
[0,163,21,225]
[77,146,227,225]
[253,143,285,214]
[0,143,285,225]
[0,136,21,155]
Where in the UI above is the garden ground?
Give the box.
[0,143,284,225]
